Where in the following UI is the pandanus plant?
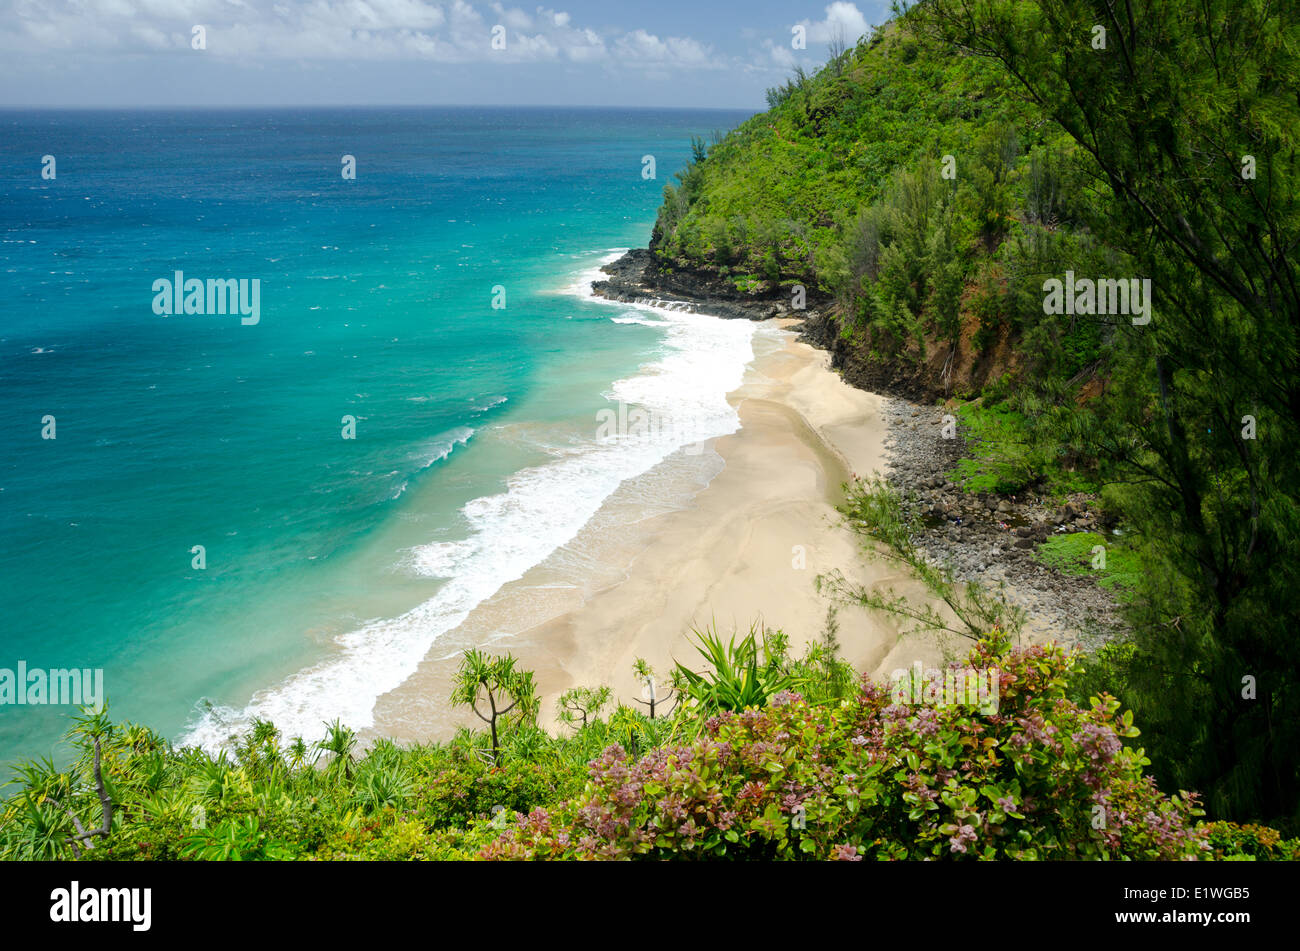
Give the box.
[631,659,675,719]
[3,708,122,859]
[315,720,357,781]
[556,685,612,730]
[450,649,538,764]
[673,623,803,715]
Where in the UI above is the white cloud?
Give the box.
[129,24,171,49]
[798,1,871,45]
[0,0,718,71]
[564,26,604,63]
[762,38,796,69]
[613,29,713,68]
[491,3,533,31]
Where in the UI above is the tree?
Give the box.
[450,649,538,763]
[556,686,612,730]
[631,658,675,719]
[50,709,115,858]
[910,0,1300,830]
[828,24,850,76]
[286,736,313,772]
[690,135,708,165]
[801,605,858,703]
[819,476,1027,643]
[315,719,356,780]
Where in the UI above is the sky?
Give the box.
[0,0,895,109]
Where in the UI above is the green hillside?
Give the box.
[654,0,1300,836]
[651,22,1109,393]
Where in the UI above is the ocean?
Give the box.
[0,106,755,763]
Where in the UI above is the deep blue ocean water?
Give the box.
[0,107,754,763]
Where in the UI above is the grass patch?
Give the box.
[1034,531,1142,596]
[946,401,1098,500]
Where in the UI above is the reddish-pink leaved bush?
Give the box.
[481,640,1208,860]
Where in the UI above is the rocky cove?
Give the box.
[592,248,1125,648]
[877,399,1122,648]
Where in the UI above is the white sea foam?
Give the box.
[179,249,757,754]
[610,315,666,326]
[388,428,475,500]
[558,248,626,299]
[414,427,474,471]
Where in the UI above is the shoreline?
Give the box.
[369,318,958,745]
[369,249,1120,747]
[592,247,1124,645]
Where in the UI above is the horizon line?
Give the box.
[0,102,761,112]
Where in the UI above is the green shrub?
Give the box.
[482,639,1209,860]
[414,757,583,829]
[1200,821,1300,861]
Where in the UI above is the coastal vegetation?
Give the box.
[4,636,1296,861]
[817,476,1029,644]
[650,0,1300,837]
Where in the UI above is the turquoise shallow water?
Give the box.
[0,106,753,763]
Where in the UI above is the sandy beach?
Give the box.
[369,318,959,744]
